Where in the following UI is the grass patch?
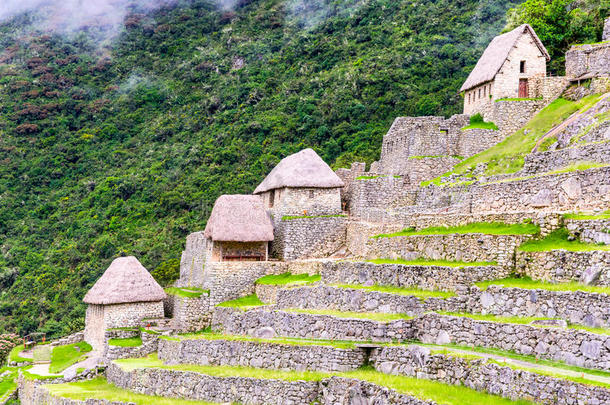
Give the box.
[0,368,18,400]
[285,308,412,322]
[355,175,381,180]
[169,331,357,349]
[216,294,264,309]
[372,222,539,238]
[462,122,499,131]
[424,95,604,183]
[519,228,610,252]
[438,312,610,335]
[563,210,610,220]
[115,356,533,405]
[418,342,610,379]
[49,342,92,374]
[281,214,346,220]
[255,272,320,286]
[108,337,142,347]
[46,378,218,405]
[165,287,208,298]
[8,345,30,363]
[344,367,534,405]
[476,276,610,295]
[367,258,497,267]
[333,284,455,300]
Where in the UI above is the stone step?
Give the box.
[321,260,509,291]
[274,284,610,328]
[105,357,543,405]
[157,334,368,372]
[371,345,610,405]
[211,307,610,371]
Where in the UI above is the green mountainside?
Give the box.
[0,0,576,337]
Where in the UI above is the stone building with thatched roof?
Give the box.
[83,256,166,350]
[461,24,550,116]
[254,148,344,219]
[204,194,274,262]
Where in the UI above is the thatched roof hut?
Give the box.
[253,148,344,194]
[83,256,166,305]
[204,195,274,242]
[460,24,550,92]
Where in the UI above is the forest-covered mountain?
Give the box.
[0,0,605,337]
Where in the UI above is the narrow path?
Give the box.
[62,352,101,377]
[422,344,610,385]
[26,363,62,377]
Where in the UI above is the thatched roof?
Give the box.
[460,24,550,92]
[204,195,274,242]
[83,256,166,305]
[253,148,344,194]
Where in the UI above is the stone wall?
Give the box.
[202,261,286,305]
[363,233,526,267]
[212,306,414,342]
[566,42,610,79]
[158,337,367,372]
[320,261,510,292]
[104,330,160,360]
[18,376,117,405]
[457,128,503,158]
[530,76,569,102]
[371,345,610,405]
[565,218,610,245]
[335,162,366,211]
[177,231,207,288]
[275,286,464,315]
[261,187,343,220]
[321,377,435,405]
[52,331,84,347]
[349,176,416,220]
[165,293,211,332]
[273,216,347,260]
[275,284,610,328]
[413,313,610,371]
[516,249,610,285]
[490,99,546,137]
[521,142,610,176]
[106,362,321,405]
[401,156,461,185]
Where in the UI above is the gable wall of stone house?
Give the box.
[260,187,342,221]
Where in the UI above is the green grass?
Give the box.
[115,356,534,405]
[423,94,604,184]
[285,308,412,322]
[165,287,208,298]
[417,342,610,379]
[255,272,321,286]
[45,378,218,405]
[367,258,497,267]
[519,228,610,252]
[461,121,499,130]
[485,162,610,184]
[438,312,610,335]
[563,210,610,220]
[108,337,143,347]
[49,342,92,374]
[476,276,610,295]
[0,368,18,401]
[281,214,346,220]
[216,294,265,309]
[333,284,455,299]
[355,175,381,180]
[168,331,357,349]
[372,222,539,238]
[7,345,31,363]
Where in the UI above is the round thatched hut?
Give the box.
[204,194,274,262]
[83,256,166,350]
[253,148,344,218]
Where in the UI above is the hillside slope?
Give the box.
[0,0,521,336]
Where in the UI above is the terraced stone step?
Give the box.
[370,345,610,405]
[273,283,610,327]
[212,307,610,371]
[158,333,367,372]
[321,260,509,291]
[106,356,537,405]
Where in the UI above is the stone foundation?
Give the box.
[273,216,347,260]
[321,377,434,405]
[164,293,211,332]
[158,337,367,372]
[371,345,610,405]
[516,249,610,285]
[565,218,610,245]
[104,330,160,360]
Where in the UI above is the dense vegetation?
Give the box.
[0,0,557,337]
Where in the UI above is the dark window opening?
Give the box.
[520,60,526,73]
[309,190,314,198]
[269,190,275,208]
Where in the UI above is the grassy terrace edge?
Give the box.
[476,276,610,295]
[372,221,540,238]
[255,272,321,286]
[113,355,534,405]
[366,258,497,267]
